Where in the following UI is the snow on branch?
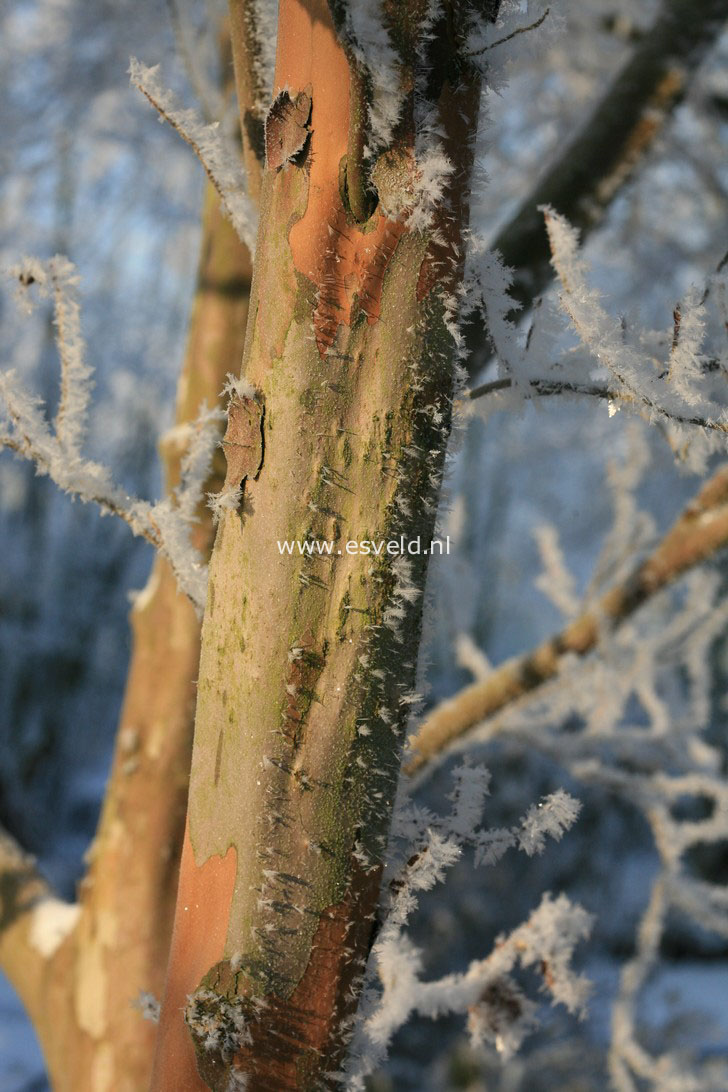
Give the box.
[387,762,580,880]
[466,375,728,437]
[129,58,257,255]
[340,764,586,1086]
[533,522,580,619]
[346,893,591,1085]
[334,1,408,154]
[433,556,728,1087]
[541,207,728,469]
[461,233,523,378]
[407,463,728,775]
[1,259,223,613]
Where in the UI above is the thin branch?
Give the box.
[2,264,215,612]
[165,0,225,125]
[466,8,550,57]
[466,374,728,434]
[130,71,231,212]
[129,58,257,254]
[405,465,728,775]
[467,0,728,381]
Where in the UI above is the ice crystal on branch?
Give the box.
[461,547,728,1086]
[542,207,728,469]
[1,259,220,612]
[129,58,257,254]
[133,990,161,1024]
[342,1,404,153]
[342,764,586,1086]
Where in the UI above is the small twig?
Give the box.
[129,59,257,254]
[0,426,167,551]
[406,465,728,775]
[131,76,227,210]
[467,7,550,57]
[466,374,728,435]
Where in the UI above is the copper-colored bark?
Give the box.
[151,826,238,1091]
[0,183,253,1091]
[152,3,487,1089]
[225,863,380,1091]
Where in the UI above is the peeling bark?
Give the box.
[153,1,485,1088]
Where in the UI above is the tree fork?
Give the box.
[151,1,487,1088]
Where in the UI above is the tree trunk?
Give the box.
[152,2,485,1088]
[5,183,254,1092]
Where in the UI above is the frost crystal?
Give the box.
[1,260,221,613]
[129,58,257,254]
[342,765,585,1087]
[133,991,161,1024]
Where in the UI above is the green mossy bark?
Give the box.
[182,8,481,1082]
[190,156,453,992]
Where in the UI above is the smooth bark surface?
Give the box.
[153,2,484,1087]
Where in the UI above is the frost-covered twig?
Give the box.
[2,259,224,613]
[406,464,728,774]
[545,208,728,434]
[417,526,728,1088]
[542,209,728,467]
[466,374,728,435]
[14,257,93,455]
[385,764,580,883]
[129,58,257,254]
[466,0,728,358]
[341,764,586,1087]
[573,762,728,1088]
[533,522,580,619]
[345,893,591,1088]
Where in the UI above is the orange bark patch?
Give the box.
[150,825,237,1091]
[312,210,407,355]
[274,0,407,356]
[230,862,382,1091]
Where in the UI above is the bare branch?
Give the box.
[467,0,728,380]
[466,8,551,57]
[466,374,728,435]
[406,465,728,775]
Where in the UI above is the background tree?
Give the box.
[1,1,728,1090]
